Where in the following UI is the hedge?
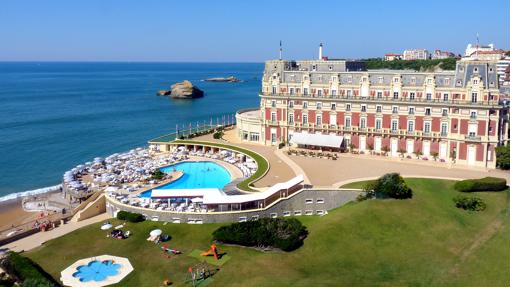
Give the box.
[453,196,486,211]
[116,211,145,222]
[0,252,58,287]
[454,177,507,192]
[212,218,308,252]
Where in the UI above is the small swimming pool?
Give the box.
[140,161,231,198]
[73,260,121,282]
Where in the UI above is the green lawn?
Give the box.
[173,140,270,191]
[26,179,510,286]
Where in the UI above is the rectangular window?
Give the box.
[409,107,415,115]
[332,90,337,96]
[294,210,302,216]
[426,93,432,101]
[289,113,294,124]
[347,90,352,97]
[441,123,448,136]
[249,132,260,142]
[289,88,294,95]
[443,93,449,102]
[346,104,351,111]
[316,210,325,215]
[425,108,431,116]
[408,121,414,132]
[303,101,308,109]
[270,213,277,218]
[377,91,383,98]
[361,105,367,112]
[289,100,294,108]
[272,86,277,95]
[331,103,336,110]
[393,92,399,99]
[316,115,322,125]
[239,217,247,222]
[305,199,313,204]
[303,88,309,95]
[305,210,314,216]
[410,92,415,100]
[271,133,277,143]
[360,118,366,129]
[391,120,398,131]
[424,122,431,134]
[345,117,351,128]
[392,106,398,114]
[470,111,477,119]
[316,102,322,109]
[471,92,478,103]
[271,100,276,108]
[303,114,308,124]
[316,198,325,204]
[442,109,448,117]
[271,112,277,122]
[251,215,259,221]
[317,90,322,97]
[376,105,382,113]
[376,119,382,130]
[283,211,291,217]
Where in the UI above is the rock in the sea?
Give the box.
[156,90,171,96]
[169,80,204,99]
[203,76,242,82]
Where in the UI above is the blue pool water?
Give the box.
[140,161,231,197]
[73,260,121,282]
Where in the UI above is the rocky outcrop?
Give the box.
[203,76,242,83]
[156,80,204,99]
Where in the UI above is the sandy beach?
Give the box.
[0,198,38,231]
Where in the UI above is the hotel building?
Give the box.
[236,48,510,169]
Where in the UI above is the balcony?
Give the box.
[464,135,482,141]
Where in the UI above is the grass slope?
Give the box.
[26,179,510,287]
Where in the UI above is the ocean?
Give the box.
[0,62,262,201]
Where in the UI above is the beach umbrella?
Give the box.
[150,229,162,237]
[101,223,113,230]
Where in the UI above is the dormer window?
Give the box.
[474,67,479,73]
[427,79,432,84]
[394,78,399,83]
[347,76,352,83]
[444,78,450,85]
[312,65,317,71]
[411,77,416,84]
[473,79,478,85]
[378,76,384,84]
[328,65,333,71]
[489,67,494,72]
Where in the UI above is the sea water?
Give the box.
[0,62,262,200]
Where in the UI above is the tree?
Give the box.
[364,173,413,199]
[367,144,374,155]
[506,51,510,57]
[381,145,390,156]
[413,150,423,159]
[496,145,510,170]
[431,151,439,161]
[397,148,406,158]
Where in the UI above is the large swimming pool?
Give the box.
[140,161,231,198]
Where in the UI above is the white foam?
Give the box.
[0,184,62,203]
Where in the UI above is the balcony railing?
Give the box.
[260,92,501,107]
[464,135,482,141]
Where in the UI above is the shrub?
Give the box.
[0,252,58,287]
[453,196,486,211]
[212,218,308,252]
[454,177,507,192]
[213,131,223,139]
[363,173,413,199]
[496,145,510,170]
[116,211,145,222]
[278,142,285,149]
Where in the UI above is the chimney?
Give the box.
[319,43,323,60]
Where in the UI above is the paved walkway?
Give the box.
[274,149,311,184]
[2,213,111,252]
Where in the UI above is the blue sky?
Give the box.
[1,0,509,62]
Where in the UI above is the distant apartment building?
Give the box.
[384,53,401,61]
[402,49,430,60]
[236,46,509,169]
[465,43,495,57]
[498,57,510,86]
[432,50,455,59]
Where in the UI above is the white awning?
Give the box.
[290,132,343,148]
